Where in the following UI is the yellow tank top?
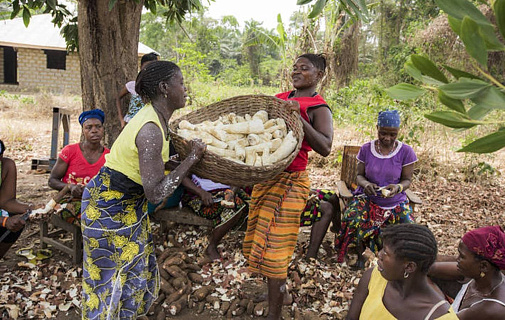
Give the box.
[360,267,459,320]
[105,104,170,185]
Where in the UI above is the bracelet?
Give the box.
[2,217,7,228]
[397,184,404,193]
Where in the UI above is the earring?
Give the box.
[403,271,409,279]
[164,94,168,98]
[480,272,486,278]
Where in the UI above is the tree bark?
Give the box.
[78,0,144,147]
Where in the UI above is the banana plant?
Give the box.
[297,0,369,22]
[386,0,505,153]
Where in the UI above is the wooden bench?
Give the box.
[336,145,422,211]
[39,214,82,264]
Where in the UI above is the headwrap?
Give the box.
[377,110,401,128]
[462,226,505,270]
[78,109,105,126]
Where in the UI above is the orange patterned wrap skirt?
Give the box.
[243,171,310,279]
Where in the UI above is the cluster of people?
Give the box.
[1,51,503,320]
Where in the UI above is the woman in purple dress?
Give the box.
[335,110,417,269]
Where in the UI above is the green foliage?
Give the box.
[387,0,505,153]
[301,0,369,22]
[171,42,211,83]
[326,78,429,147]
[463,160,500,182]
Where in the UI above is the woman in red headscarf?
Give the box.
[429,226,505,320]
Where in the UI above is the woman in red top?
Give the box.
[48,109,110,225]
[243,53,334,320]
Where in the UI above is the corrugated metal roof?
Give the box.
[0,14,156,55]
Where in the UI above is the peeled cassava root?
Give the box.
[177,110,297,166]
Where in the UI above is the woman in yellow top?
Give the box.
[80,61,205,319]
[347,224,458,320]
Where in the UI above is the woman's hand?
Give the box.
[188,139,206,161]
[383,184,402,197]
[363,182,378,196]
[5,215,26,232]
[198,190,214,207]
[69,184,84,198]
[284,100,301,115]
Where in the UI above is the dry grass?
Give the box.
[0,91,82,161]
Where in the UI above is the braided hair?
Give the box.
[297,53,326,72]
[381,224,438,273]
[141,52,159,66]
[135,60,181,103]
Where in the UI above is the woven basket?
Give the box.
[169,95,304,186]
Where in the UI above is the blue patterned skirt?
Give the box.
[81,167,159,319]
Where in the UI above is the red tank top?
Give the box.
[275,91,329,172]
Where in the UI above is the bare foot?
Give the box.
[254,291,293,305]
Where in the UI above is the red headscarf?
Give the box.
[462,226,505,270]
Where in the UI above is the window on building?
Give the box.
[44,50,67,70]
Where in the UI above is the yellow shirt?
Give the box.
[105,105,169,185]
[360,267,459,320]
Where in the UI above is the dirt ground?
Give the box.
[1,106,505,319]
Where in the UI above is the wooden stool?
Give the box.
[40,214,82,264]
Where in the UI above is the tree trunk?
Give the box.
[78,0,144,147]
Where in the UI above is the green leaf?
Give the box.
[308,0,326,18]
[410,55,448,83]
[494,0,505,39]
[439,78,491,99]
[404,59,422,82]
[478,23,505,51]
[425,111,477,128]
[460,17,488,66]
[276,14,286,41]
[438,91,466,114]
[343,0,369,23]
[46,0,57,10]
[385,83,426,100]
[11,1,21,19]
[458,130,505,153]
[108,0,118,11]
[467,104,493,120]
[435,0,490,25]
[354,0,369,16]
[22,6,31,27]
[297,0,313,4]
[470,86,505,110]
[448,16,462,36]
[308,0,327,19]
[443,65,482,80]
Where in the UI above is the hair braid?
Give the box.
[381,224,438,273]
[298,53,327,72]
[135,60,181,103]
